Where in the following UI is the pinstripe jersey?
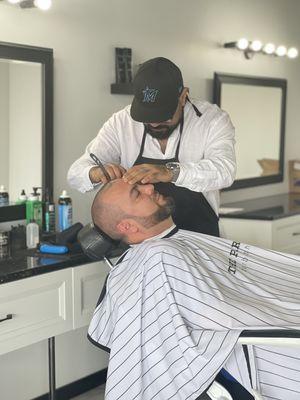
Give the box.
[88,228,300,400]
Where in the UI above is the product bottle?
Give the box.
[44,189,56,233]
[58,190,73,232]
[26,187,43,228]
[0,185,9,206]
[16,189,27,205]
[26,219,40,249]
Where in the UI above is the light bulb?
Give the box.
[250,40,263,52]
[275,45,287,57]
[287,47,298,59]
[34,0,52,10]
[7,0,21,3]
[236,38,249,50]
[263,43,275,55]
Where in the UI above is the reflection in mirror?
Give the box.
[214,73,286,190]
[0,59,42,201]
[0,42,53,223]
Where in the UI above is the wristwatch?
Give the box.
[166,162,181,183]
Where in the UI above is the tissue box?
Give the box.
[289,160,300,193]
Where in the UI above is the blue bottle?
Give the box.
[58,190,73,231]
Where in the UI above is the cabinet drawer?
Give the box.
[72,261,111,329]
[273,218,300,252]
[0,269,73,355]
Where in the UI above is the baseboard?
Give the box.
[32,368,107,400]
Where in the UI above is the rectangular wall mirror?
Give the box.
[213,73,287,190]
[0,42,53,222]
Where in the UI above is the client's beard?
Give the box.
[134,196,175,229]
[144,119,181,140]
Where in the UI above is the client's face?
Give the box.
[103,179,174,228]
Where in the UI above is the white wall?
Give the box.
[0,62,9,189]
[0,0,300,398]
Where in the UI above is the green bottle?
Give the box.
[26,187,43,228]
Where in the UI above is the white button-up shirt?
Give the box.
[67,100,236,214]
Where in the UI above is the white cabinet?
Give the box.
[220,214,300,254]
[0,259,114,355]
[72,260,111,329]
[0,268,73,355]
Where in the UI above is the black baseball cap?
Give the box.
[130,57,184,123]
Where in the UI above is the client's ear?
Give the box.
[116,219,138,234]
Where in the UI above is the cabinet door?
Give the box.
[0,269,73,355]
[220,218,273,249]
[72,261,111,329]
[273,215,300,255]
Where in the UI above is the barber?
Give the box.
[68,57,236,237]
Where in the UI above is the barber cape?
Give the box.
[88,228,300,400]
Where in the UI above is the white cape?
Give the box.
[88,229,300,399]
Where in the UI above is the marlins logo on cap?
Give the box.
[142,87,159,103]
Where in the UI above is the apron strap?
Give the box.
[187,96,202,117]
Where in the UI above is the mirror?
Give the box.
[213,73,286,190]
[0,42,53,222]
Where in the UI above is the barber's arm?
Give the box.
[123,164,173,184]
[67,114,124,192]
[176,112,236,192]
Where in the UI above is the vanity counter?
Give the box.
[0,246,126,285]
[220,192,300,220]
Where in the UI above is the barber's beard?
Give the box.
[144,119,181,140]
[134,196,175,229]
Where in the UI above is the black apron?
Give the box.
[134,101,220,237]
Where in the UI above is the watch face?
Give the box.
[167,162,179,170]
[166,163,180,183]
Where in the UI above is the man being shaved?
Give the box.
[88,179,300,400]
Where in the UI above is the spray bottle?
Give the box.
[26,219,39,249]
[16,189,27,205]
[58,190,72,231]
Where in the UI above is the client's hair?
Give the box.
[91,183,125,241]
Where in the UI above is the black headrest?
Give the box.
[77,223,118,260]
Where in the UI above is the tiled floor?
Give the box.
[71,384,105,400]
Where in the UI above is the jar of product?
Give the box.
[0,185,9,206]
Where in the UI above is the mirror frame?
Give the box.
[0,41,53,222]
[213,72,287,191]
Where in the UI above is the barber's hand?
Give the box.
[123,164,172,184]
[89,163,127,184]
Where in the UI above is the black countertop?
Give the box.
[220,192,300,220]
[0,246,126,285]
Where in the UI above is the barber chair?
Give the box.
[78,223,300,400]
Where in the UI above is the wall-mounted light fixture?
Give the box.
[224,38,298,60]
[1,0,52,10]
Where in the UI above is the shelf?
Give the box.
[110,83,133,95]
[0,204,26,223]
